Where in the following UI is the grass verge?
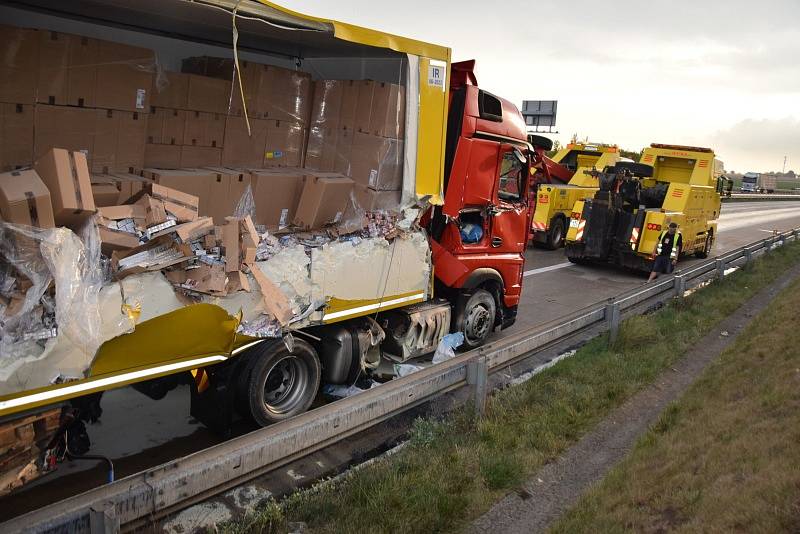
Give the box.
[551,272,800,533]
[224,242,800,534]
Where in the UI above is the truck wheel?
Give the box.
[545,217,565,250]
[454,289,497,350]
[244,339,321,426]
[695,232,713,258]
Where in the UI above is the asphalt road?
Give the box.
[3,201,799,520]
[513,201,800,331]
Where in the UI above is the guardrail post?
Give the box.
[90,503,119,534]
[466,357,488,417]
[605,301,621,346]
[674,274,686,298]
[743,246,752,264]
[780,234,786,247]
[715,258,726,279]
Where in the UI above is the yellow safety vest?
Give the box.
[657,230,681,260]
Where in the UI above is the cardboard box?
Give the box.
[144,144,181,168]
[227,60,259,117]
[93,109,147,173]
[293,172,353,229]
[150,71,189,109]
[354,80,375,134]
[34,148,95,226]
[98,225,140,253]
[147,108,187,145]
[142,168,212,220]
[221,116,269,168]
[350,183,401,212]
[369,82,405,139]
[0,103,34,171]
[205,167,251,224]
[116,111,148,172]
[249,168,305,229]
[0,169,55,228]
[181,56,234,79]
[257,66,312,123]
[304,126,337,172]
[184,111,225,147]
[90,175,123,207]
[37,32,98,108]
[66,34,98,108]
[264,120,304,168]
[36,30,69,106]
[310,80,343,128]
[110,172,150,203]
[93,109,119,173]
[186,74,229,114]
[95,40,154,112]
[180,146,221,168]
[33,105,95,165]
[0,26,38,104]
[349,132,403,191]
[333,128,354,176]
[339,80,359,131]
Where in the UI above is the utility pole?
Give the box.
[783,155,787,174]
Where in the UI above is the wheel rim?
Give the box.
[552,224,563,245]
[464,302,492,344]
[262,356,308,415]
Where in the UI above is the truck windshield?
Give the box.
[743,176,758,183]
[498,150,525,202]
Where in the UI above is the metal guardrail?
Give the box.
[5,227,800,533]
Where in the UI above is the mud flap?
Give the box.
[189,360,240,438]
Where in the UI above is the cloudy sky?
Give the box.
[288,0,799,174]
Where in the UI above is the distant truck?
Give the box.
[740,172,776,193]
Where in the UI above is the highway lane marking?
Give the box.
[523,262,574,277]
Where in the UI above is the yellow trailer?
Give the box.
[565,143,727,270]
[0,0,451,422]
[531,142,620,249]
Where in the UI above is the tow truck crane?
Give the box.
[565,143,730,271]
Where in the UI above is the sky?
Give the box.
[287,0,800,174]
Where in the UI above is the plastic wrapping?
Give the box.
[0,222,104,373]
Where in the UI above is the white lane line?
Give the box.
[523,262,573,277]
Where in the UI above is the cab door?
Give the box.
[490,145,530,253]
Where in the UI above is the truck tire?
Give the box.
[454,288,497,350]
[615,161,653,178]
[695,231,713,258]
[243,338,321,426]
[545,217,565,250]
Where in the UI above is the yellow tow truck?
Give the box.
[531,142,620,248]
[565,143,729,270]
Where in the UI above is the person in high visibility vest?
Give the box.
[648,222,683,281]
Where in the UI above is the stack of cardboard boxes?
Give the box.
[145,71,228,168]
[305,79,405,213]
[182,57,311,169]
[1,26,152,174]
[0,25,407,240]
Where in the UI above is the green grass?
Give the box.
[222,242,800,534]
[551,275,800,533]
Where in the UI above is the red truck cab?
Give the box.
[426,61,534,348]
